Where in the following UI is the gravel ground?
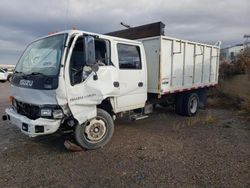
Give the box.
[0,82,249,188]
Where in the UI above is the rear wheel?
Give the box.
[74,108,114,150]
[182,93,199,116]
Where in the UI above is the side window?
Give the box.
[117,44,141,69]
[0,69,4,73]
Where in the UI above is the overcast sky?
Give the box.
[0,0,249,65]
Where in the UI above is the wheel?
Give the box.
[175,94,184,115]
[74,108,114,150]
[182,93,199,116]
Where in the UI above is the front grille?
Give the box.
[15,100,40,120]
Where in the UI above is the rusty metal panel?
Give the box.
[105,22,165,39]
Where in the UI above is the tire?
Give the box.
[74,108,114,150]
[175,94,184,115]
[182,93,199,116]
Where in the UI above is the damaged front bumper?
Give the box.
[4,107,61,137]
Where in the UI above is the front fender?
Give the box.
[66,66,119,124]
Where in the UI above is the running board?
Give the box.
[130,115,149,121]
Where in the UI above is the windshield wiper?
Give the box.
[14,71,24,74]
[26,72,48,77]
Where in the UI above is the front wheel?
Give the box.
[74,108,114,150]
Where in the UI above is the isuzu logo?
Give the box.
[19,79,33,87]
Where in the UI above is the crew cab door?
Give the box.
[64,34,119,124]
[115,43,147,111]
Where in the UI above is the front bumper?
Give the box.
[5,107,61,137]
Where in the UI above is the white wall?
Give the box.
[220,45,244,63]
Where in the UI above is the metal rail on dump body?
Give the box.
[139,36,220,95]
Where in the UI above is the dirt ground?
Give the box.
[0,82,249,188]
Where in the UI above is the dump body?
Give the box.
[140,36,220,95]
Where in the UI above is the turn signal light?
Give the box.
[48,31,58,35]
[8,96,13,103]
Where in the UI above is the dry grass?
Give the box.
[208,86,244,109]
[219,75,250,101]
[238,99,250,120]
[208,76,250,120]
[242,99,250,112]
[173,110,216,131]
[220,47,250,79]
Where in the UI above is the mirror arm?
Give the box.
[93,72,98,80]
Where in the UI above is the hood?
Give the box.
[11,84,58,105]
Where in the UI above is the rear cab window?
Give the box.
[117,43,141,69]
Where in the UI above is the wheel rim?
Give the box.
[84,117,107,143]
[190,96,198,114]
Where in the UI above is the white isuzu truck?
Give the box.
[3,22,220,150]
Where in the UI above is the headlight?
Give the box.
[40,108,64,119]
[40,109,52,117]
[52,109,63,119]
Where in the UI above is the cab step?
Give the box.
[130,114,149,121]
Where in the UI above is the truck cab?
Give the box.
[4,30,147,149]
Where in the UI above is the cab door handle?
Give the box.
[138,82,143,87]
[113,81,119,87]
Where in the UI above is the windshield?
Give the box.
[15,34,67,76]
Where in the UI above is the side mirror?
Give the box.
[91,63,99,72]
[84,36,96,66]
